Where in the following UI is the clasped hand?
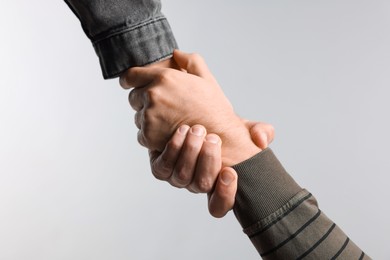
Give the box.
[120,50,274,217]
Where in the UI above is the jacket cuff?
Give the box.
[93,16,178,79]
[232,148,302,228]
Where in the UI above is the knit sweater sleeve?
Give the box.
[232,148,370,259]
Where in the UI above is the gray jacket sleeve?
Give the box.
[64,0,178,79]
[233,148,370,259]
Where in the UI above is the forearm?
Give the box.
[233,149,369,259]
[64,0,178,79]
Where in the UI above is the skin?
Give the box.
[120,50,275,217]
[153,123,274,217]
[121,50,261,167]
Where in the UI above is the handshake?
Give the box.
[120,50,274,218]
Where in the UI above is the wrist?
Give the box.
[220,120,262,167]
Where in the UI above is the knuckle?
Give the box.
[168,180,184,189]
[196,177,213,193]
[128,90,136,104]
[160,153,175,172]
[151,167,170,181]
[156,70,173,83]
[134,112,142,129]
[137,130,147,147]
[129,90,143,111]
[187,186,199,194]
[120,70,132,88]
[166,139,182,152]
[150,150,173,180]
[146,87,162,104]
[138,130,157,150]
[119,75,127,89]
[174,169,191,186]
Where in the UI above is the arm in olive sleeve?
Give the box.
[233,149,370,259]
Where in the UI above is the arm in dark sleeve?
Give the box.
[64,0,178,79]
[232,148,370,259]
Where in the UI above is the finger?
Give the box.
[137,129,147,147]
[149,125,190,180]
[170,125,206,188]
[134,111,142,129]
[128,88,146,111]
[244,121,275,149]
[208,167,238,218]
[173,49,214,81]
[188,134,222,193]
[120,66,164,89]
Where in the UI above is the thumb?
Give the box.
[173,49,215,81]
[208,167,238,218]
[244,120,275,149]
[120,66,163,89]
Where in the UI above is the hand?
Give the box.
[121,50,261,166]
[149,121,275,218]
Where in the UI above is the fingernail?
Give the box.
[178,125,190,135]
[206,135,219,144]
[221,170,234,186]
[191,126,205,137]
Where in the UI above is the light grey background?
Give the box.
[0,0,389,259]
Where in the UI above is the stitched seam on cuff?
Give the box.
[92,16,167,44]
[106,53,174,79]
[243,189,312,236]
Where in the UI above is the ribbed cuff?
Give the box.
[92,16,178,79]
[232,148,301,228]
